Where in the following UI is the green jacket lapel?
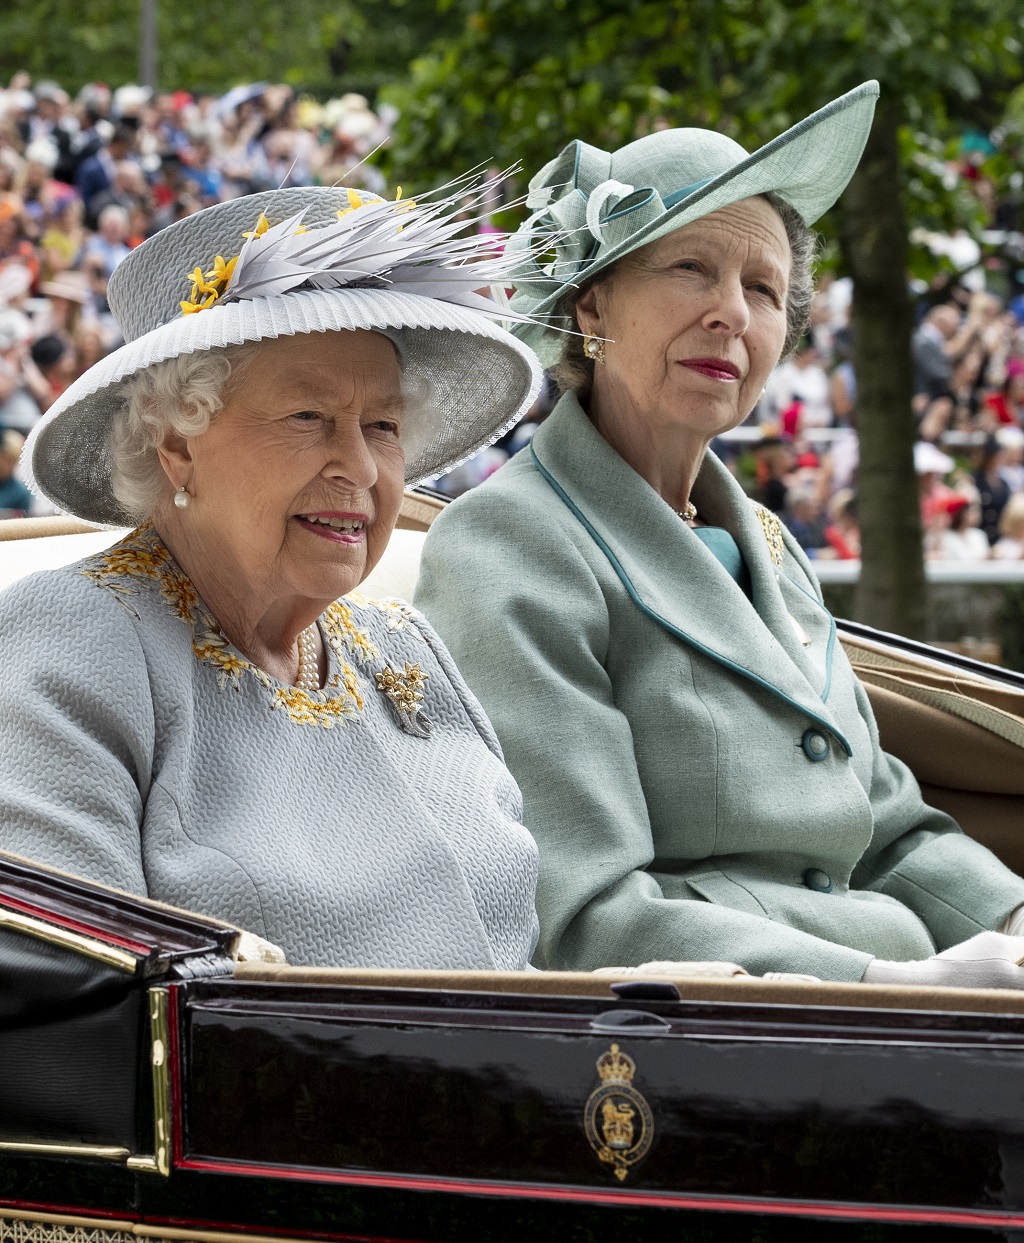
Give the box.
[530,394,851,754]
[691,449,839,705]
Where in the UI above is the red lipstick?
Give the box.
[679,357,741,381]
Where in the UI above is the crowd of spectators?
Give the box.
[724,270,1024,563]
[1,69,1023,570]
[0,72,395,517]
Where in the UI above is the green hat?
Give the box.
[507,80,879,365]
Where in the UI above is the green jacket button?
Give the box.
[804,868,833,893]
[801,729,830,762]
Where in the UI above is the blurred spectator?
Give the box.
[88,160,149,227]
[181,136,222,205]
[998,426,1024,493]
[984,362,1024,427]
[916,441,959,531]
[994,494,1024,560]
[39,196,84,278]
[72,321,107,379]
[783,484,828,555]
[753,438,793,513]
[913,305,959,400]
[974,436,1011,546]
[0,308,40,432]
[934,495,990,561]
[763,336,832,430]
[0,428,31,515]
[76,124,137,227]
[82,204,130,275]
[830,328,857,426]
[0,196,39,283]
[29,334,72,408]
[16,139,63,228]
[822,490,860,560]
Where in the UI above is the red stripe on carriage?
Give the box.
[170,1159,1024,1229]
[168,981,185,1165]
[0,893,151,956]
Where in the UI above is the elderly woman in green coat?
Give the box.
[416,82,1024,990]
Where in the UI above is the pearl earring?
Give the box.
[173,486,191,509]
[583,334,606,364]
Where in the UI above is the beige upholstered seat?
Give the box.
[841,631,1024,876]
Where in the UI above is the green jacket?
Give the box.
[415,393,1024,980]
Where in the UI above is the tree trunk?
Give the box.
[838,96,926,639]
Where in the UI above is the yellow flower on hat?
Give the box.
[205,254,238,286]
[242,212,271,239]
[179,252,240,317]
[336,188,366,220]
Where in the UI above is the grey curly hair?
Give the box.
[551,192,817,399]
[108,343,261,522]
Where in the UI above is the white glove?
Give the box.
[593,960,750,979]
[1001,903,1024,938]
[863,931,1024,990]
[231,930,288,963]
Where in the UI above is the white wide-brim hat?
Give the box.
[508,81,879,365]
[26,184,543,526]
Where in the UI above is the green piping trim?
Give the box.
[662,178,714,209]
[603,188,658,222]
[530,443,853,756]
[823,617,837,703]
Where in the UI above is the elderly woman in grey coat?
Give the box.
[417,83,1024,990]
[0,183,542,969]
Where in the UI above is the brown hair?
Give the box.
[550,192,817,400]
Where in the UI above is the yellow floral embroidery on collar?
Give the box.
[322,600,379,661]
[272,662,364,728]
[81,525,367,727]
[346,592,418,634]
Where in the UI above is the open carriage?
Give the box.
[4,496,1024,1242]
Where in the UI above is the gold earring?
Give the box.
[583,334,606,364]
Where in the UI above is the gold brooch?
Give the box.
[583,1043,654,1182]
[753,503,786,566]
[375,662,431,737]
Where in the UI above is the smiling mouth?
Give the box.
[294,513,368,544]
[679,358,741,381]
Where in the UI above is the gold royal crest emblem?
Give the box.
[583,1043,654,1181]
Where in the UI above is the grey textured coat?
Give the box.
[415,392,1024,981]
[0,526,539,969]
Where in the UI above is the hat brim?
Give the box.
[26,287,542,526]
[514,81,879,362]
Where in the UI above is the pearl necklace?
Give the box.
[675,501,698,523]
[295,625,320,691]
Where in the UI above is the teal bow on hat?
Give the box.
[507,81,880,367]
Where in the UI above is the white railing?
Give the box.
[814,560,1024,584]
[718,427,993,446]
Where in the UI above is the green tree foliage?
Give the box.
[386,0,1024,637]
[0,0,455,99]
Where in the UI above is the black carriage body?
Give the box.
[7,862,1024,1242]
[6,626,1024,1240]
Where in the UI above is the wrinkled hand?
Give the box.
[864,931,1024,991]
